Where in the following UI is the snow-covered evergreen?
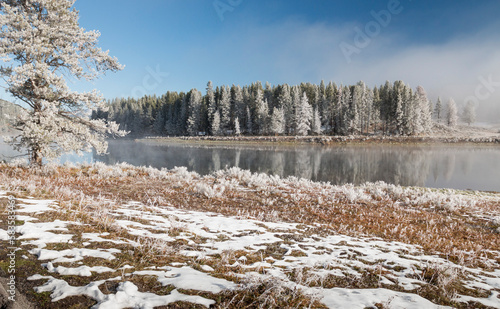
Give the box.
[234,117,241,135]
[0,0,126,164]
[311,108,322,135]
[416,86,433,134]
[187,90,203,136]
[211,110,221,136]
[296,92,312,136]
[434,97,443,121]
[446,98,459,128]
[219,86,231,132]
[246,106,253,134]
[462,101,476,126]
[206,81,216,134]
[255,90,269,135]
[270,107,285,135]
[96,80,455,138]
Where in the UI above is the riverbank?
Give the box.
[1,163,499,308]
[139,124,500,146]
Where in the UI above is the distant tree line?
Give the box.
[93,80,474,137]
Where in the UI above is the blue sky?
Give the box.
[4,0,500,120]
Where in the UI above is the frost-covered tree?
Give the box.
[211,110,221,136]
[296,92,312,136]
[278,84,293,134]
[186,89,203,136]
[339,85,352,135]
[415,86,432,134]
[291,85,301,134]
[434,97,442,121]
[462,101,476,126]
[206,81,216,132]
[255,89,269,134]
[352,81,372,134]
[270,107,285,135]
[0,0,126,165]
[219,85,231,132]
[311,107,322,135]
[234,117,241,135]
[395,93,404,135]
[245,106,253,134]
[233,85,244,122]
[446,98,458,128]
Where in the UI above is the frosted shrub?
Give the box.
[141,166,170,179]
[8,158,28,167]
[170,166,198,182]
[246,173,273,190]
[90,162,127,178]
[195,182,225,199]
[215,166,252,181]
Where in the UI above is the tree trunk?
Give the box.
[31,147,42,166]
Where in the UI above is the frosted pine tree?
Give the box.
[446,98,459,128]
[255,89,269,134]
[211,110,221,136]
[246,106,253,134]
[352,82,368,134]
[462,101,476,126]
[402,86,420,135]
[234,117,241,135]
[339,86,351,135]
[278,84,293,134]
[233,85,245,122]
[416,86,432,134]
[395,93,405,135]
[206,81,216,132]
[0,0,126,165]
[296,92,312,136]
[186,90,203,136]
[406,94,418,135]
[270,107,285,135]
[434,97,443,121]
[311,107,322,135]
[219,85,231,132]
[291,86,301,134]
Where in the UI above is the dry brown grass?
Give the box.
[1,163,499,268]
[1,163,500,308]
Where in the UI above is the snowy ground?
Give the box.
[1,181,500,308]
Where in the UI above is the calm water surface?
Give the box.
[94,140,500,192]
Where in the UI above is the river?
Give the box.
[93,140,500,192]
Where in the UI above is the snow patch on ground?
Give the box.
[44,262,115,277]
[133,266,237,293]
[3,189,500,308]
[317,287,452,309]
[28,275,214,308]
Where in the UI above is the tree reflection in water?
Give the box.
[97,140,500,191]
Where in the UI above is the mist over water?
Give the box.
[96,140,500,192]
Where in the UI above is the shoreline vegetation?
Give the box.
[136,124,500,146]
[139,133,500,147]
[1,162,500,308]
